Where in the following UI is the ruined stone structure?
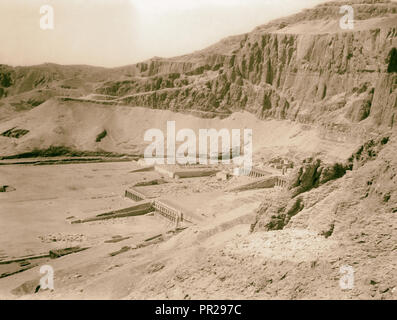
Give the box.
[71,201,154,224]
[125,186,196,225]
[125,188,148,202]
[234,166,270,177]
[248,167,271,178]
[154,165,219,179]
[153,200,185,226]
[174,168,219,179]
[228,175,288,192]
[275,176,287,188]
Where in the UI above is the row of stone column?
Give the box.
[125,190,145,202]
[275,178,287,188]
[249,170,266,178]
[153,201,182,225]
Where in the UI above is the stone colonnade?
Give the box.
[125,189,146,202]
[153,200,183,226]
[274,177,287,188]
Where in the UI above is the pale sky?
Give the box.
[0,0,326,67]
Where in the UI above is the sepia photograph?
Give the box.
[0,0,396,305]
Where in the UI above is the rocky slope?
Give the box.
[1,1,396,141]
[83,0,397,139]
[0,0,396,300]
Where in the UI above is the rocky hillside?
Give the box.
[1,1,396,139]
[92,0,397,138]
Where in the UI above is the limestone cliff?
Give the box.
[0,0,396,138]
[92,0,397,140]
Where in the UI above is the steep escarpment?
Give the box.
[0,1,396,147]
[0,63,137,122]
[88,1,397,142]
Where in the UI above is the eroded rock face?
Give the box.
[251,157,349,232]
[93,27,396,130]
[348,134,391,168]
[92,1,397,136]
[288,158,322,197]
[253,196,305,231]
[287,158,349,198]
